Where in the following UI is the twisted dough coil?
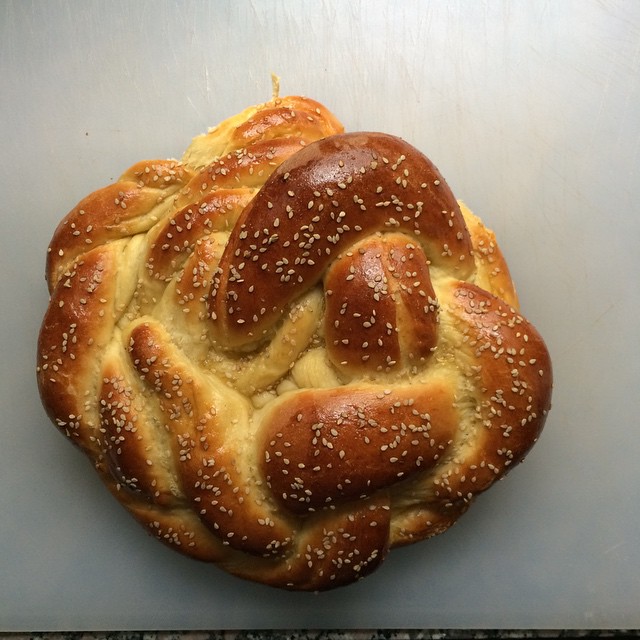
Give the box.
[37,95,552,591]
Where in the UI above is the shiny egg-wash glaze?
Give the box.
[37,96,552,591]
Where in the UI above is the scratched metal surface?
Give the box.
[1,0,639,631]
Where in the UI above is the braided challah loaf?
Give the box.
[37,95,552,590]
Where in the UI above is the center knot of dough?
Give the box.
[324,233,439,375]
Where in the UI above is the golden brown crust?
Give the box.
[209,131,474,349]
[324,233,439,375]
[261,382,458,514]
[37,95,552,590]
[45,160,192,290]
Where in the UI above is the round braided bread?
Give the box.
[37,95,552,590]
